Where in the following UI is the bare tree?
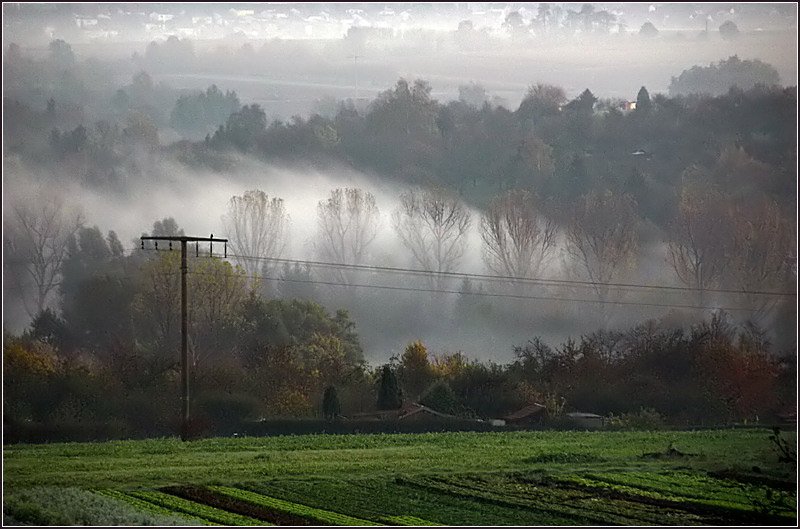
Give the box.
[221,190,289,284]
[727,198,795,324]
[666,181,732,306]
[316,188,380,283]
[566,190,638,303]
[393,187,471,289]
[6,195,83,316]
[480,189,557,279]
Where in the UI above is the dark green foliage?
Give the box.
[719,21,739,40]
[195,392,261,432]
[668,56,781,96]
[322,386,342,420]
[27,308,69,348]
[150,217,184,237]
[639,22,659,38]
[377,365,403,410]
[212,103,266,151]
[358,78,440,175]
[170,84,240,137]
[636,86,652,113]
[238,295,363,365]
[420,381,459,415]
[449,361,525,418]
[60,225,135,353]
[516,84,566,124]
[564,89,598,115]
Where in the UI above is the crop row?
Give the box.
[379,515,443,526]
[556,473,756,513]
[95,489,209,525]
[398,474,661,525]
[130,489,268,526]
[592,470,797,519]
[3,486,191,526]
[209,485,379,526]
[549,473,796,525]
[577,471,758,507]
[242,478,564,526]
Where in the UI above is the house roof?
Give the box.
[503,403,546,421]
[349,408,406,420]
[349,403,462,421]
[400,403,458,420]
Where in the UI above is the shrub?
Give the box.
[195,391,261,432]
[606,407,666,430]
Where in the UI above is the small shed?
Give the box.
[566,412,604,429]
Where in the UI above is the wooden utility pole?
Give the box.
[140,234,227,441]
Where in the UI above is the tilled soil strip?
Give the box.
[161,485,324,526]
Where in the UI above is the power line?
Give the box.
[185,269,761,313]
[135,246,794,302]
[210,251,796,298]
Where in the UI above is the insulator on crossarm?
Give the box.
[169,241,173,251]
[224,241,227,258]
[155,241,158,251]
[196,241,199,257]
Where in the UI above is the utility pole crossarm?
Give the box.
[140,236,228,243]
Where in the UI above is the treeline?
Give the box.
[198,78,795,217]
[3,214,794,441]
[4,40,795,216]
[4,294,795,442]
[4,218,369,441]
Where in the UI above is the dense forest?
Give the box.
[3,38,796,441]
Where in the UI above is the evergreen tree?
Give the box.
[377,365,403,410]
[636,86,652,113]
[322,386,341,420]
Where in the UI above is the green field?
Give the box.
[3,429,797,526]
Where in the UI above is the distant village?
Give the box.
[3,3,795,46]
